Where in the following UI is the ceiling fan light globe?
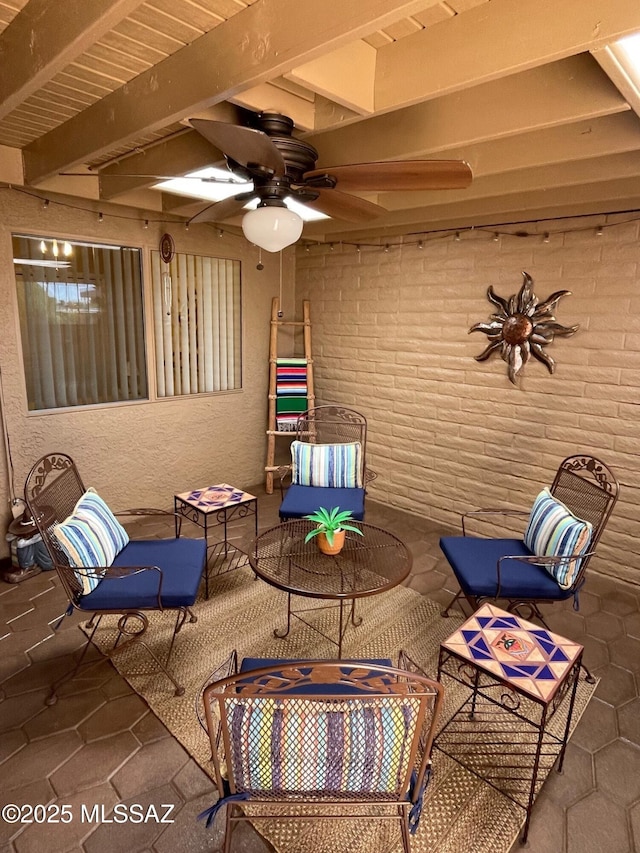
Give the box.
[242,206,303,252]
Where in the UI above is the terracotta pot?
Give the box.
[317,529,346,556]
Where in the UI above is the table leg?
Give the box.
[557,659,581,773]
[338,599,344,659]
[469,665,480,720]
[521,705,547,844]
[274,593,292,639]
[350,599,362,627]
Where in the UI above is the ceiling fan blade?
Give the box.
[304,160,473,192]
[305,189,386,222]
[187,194,254,225]
[190,119,285,177]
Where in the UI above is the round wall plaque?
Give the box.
[160,233,175,264]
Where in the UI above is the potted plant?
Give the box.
[303,507,363,556]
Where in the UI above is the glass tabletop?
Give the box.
[249,520,412,600]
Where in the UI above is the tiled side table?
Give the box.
[174,484,258,597]
[435,603,583,843]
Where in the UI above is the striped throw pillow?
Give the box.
[524,488,592,590]
[226,695,420,795]
[52,488,129,594]
[291,441,363,489]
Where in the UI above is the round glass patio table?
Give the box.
[249,519,412,658]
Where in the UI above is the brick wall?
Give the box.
[295,216,640,584]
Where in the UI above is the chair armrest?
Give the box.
[275,465,292,498]
[496,550,596,596]
[196,649,239,735]
[461,508,529,536]
[75,564,165,608]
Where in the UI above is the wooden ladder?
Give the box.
[265,297,314,494]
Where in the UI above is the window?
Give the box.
[150,250,242,397]
[13,235,147,411]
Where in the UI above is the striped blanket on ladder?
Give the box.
[276,358,308,432]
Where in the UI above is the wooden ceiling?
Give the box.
[2,0,640,241]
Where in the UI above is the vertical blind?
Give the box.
[151,251,242,396]
[13,236,147,411]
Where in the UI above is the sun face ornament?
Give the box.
[469,271,579,385]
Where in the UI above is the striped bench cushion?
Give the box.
[291,441,362,489]
[226,695,420,795]
[524,487,592,590]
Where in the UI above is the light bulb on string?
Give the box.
[543,232,550,243]
[98,212,103,223]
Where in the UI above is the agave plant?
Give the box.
[303,507,364,545]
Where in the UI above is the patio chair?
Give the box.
[278,405,375,521]
[440,455,619,662]
[25,452,206,703]
[198,655,443,853]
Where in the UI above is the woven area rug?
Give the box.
[85,567,596,853]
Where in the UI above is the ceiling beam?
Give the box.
[379,151,640,211]
[302,177,640,241]
[0,0,146,121]
[286,41,377,115]
[374,0,640,113]
[22,0,437,183]
[592,44,640,120]
[98,129,224,199]
[308,55,628,166]
[457,113,640,179]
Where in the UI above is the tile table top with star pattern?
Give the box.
[175,484,256,513]
[441,602,583,703]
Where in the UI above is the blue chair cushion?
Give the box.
[79,537,206,611]
[239,658,394,695]
[439,536,573,600]
[279,485,365,521]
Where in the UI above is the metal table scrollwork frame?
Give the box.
[249,519,412,658]
[174,484,258,598]
[435,603,583,844]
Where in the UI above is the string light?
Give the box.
[384,244,390,253]
[543,232,550,243]
[3,186,638,257]
[305,244,310,253]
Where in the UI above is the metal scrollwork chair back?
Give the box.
[440,455,619,676]
[198,657,443,853]
[278,405,375,521]
[25,452,206,704]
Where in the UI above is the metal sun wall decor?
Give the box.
[469,271,579,385]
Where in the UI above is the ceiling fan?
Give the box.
[100,111,471,251]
